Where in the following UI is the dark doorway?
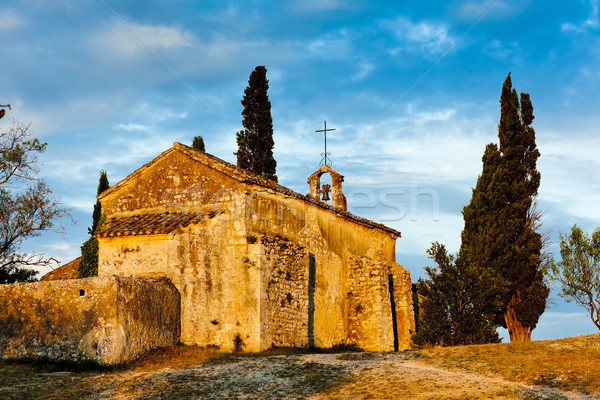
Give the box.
[388,274,399,351]
[308,253,316,348]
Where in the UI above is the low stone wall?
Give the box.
[0,275,180,365]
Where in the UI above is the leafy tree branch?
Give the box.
[0,119,70,282]
[551,225,600,330]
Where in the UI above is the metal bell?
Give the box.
[320,184,331,201]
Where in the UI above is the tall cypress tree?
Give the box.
[79,171,109,278]
[459,73,549,342]
[235,66,277,181]
[90,170,109,235]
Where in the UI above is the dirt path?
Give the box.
[34,352,591,400]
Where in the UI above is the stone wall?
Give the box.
[345,255,395,351]
[0,276,180,365]
[390,264,416,350]
[258,236,309,349]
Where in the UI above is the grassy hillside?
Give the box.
[416,333,600,396]
[0,334,598,399]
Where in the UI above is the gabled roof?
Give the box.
[40,257,80,281]
[98,143,401,238]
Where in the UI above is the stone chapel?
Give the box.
[0,142,415,364]
[96,142,415,352]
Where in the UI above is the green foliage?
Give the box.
[457,73,549,340]
[235,66,277,182]
[192,135,205,152]
[1,120,69,280]
[412,242,500,347]
[89,170,109,235]
[78,236,98,278]
[0,265,38,284]
[551,225,600,330]
[81,171,108,277]
[241,256,258,269]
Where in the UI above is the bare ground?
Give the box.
[1,334,599,399]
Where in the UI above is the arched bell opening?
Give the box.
[307,165,347,212]
[319,172,332,202]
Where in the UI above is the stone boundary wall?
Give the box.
[0,276,180,365]
[260,236,310,349]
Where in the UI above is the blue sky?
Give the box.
[2,0,600,341]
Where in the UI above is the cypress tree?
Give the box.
[89,170,109,235]
[458,73,549,342]
[235,66,277,181]
[79,171,109,278]
[192,135,205,152]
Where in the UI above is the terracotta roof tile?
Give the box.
[96,211,208,238]
[40,257,80,281]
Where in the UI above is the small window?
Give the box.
[79,289,85,297]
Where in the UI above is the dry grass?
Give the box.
[0,334,598,399]
[129,344,218,370]
[416,333,600,395]
[0,346,221,399]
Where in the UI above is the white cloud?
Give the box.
[483,40,519,59]
[41,99,195,188]
[292,0,359,12]
[307,30,353,59]
[352,60,374,80]
[18,92,133,136]
[335,107,494,187]
[0,9,24,30]
[115,123,149,132]
[275,106,495,197]
[537,131,600,224]
[90,19,194,60]
[561,0,600,33]
[383,16,455,57]
[456,0,515,20]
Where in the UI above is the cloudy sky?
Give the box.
[2,0,599,341]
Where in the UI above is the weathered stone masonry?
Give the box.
[0,276,180,365]
[256,236,310,349]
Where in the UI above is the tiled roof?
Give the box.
[96,211,209,238]
[40,257,80,281]
[98,142,401,238]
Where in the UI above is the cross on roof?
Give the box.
[315,120,336,167]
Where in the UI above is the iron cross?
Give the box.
[315,120,336,167]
